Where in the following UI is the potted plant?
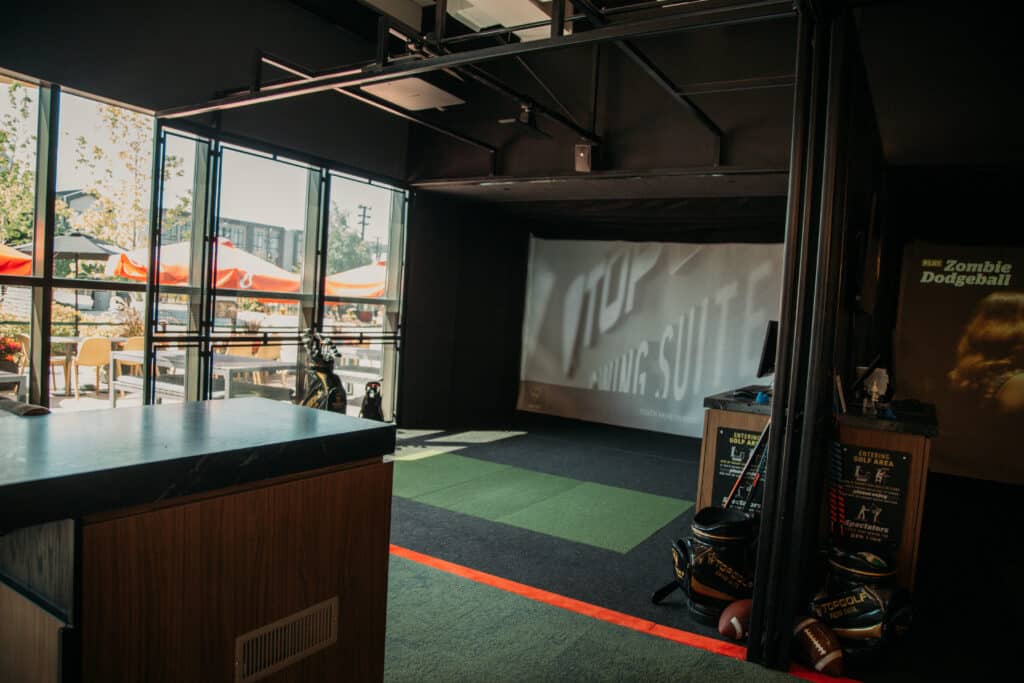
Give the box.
[0,336,21,374]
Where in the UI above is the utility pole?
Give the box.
[357,204,371,240]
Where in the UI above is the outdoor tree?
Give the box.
[1,83,186,256]
[70,104,153,250]
[0,81,39,246]
[326,202,372,275]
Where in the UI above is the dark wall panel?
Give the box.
[0,0,408,179]
[398,191,789,430]
[398,192,529,429]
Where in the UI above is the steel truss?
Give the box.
[157,0,796,175]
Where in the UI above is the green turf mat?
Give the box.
[393,454,691,553]
[386,554,794,683]
[393,453,510,499]
[497,482,688,554]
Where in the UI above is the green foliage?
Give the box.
[70,105,153,249]
[1,83,179,255]
[0,82,36,246]
[117,305,145,337]
[50,302,82,337]
[326,203,372,275]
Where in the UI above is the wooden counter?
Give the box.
[0,398,395,682]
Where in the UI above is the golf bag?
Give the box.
[656,507,759,624]
[359,381,384,421]
[298,361,347,414]
[810,546,912,665]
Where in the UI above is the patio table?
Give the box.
[0,370,28,402]
[109,349,295,406]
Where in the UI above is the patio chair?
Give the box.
[16,333,68,394]
[72,336,111,399]
[113,336,145,396]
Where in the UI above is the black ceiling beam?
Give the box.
[434,0,448,43]
[601,0,710,17]
[158,1,794,120]
[513,56,585,131]
[676,74,794,96]
[460,63,600,143]
[259,54,497,161]
[552,0,567,37]
[410,164,788,189]
[476,28,589,139]
[440,14,589,46]
[573,0,724,164]
[404,13,601,143]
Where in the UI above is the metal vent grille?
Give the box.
[234,596,338,682]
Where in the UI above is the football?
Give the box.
[718,599,753,640]
[792,616,844,676]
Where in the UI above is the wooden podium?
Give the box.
[696,389,936,590]
[696,389,771,512]
[833,404,936,590]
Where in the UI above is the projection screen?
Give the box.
[517,238,784,438]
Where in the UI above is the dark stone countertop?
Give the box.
[0,397,395,534]
[703,387,938,438]
[703,386,773,416]
[837,401,938,437]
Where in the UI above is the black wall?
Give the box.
[397,191,529,429]
[0,0,408,180]
[869,169,1024,679]
[852,165,1024,374]
[404,18,798,181]
[397,189,790,430]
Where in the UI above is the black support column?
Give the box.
[28,85,59,407]
[747,1,861,669]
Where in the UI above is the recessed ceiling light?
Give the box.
[360,77,464,111]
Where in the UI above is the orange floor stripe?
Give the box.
[390,544,860,683]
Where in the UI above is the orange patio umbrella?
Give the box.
[0,244,32,276]
[105,238,300,292]
[325,260,387,298]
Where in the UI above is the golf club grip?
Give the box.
[742,444,771,511]
[723,419,771,509]
[651,581,679,605]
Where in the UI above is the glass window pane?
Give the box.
[327,176,401,299]
[149,133,201,337]
[50,287,142,411]
[0,76,38,260]
[54,92,153,280]
[206,295,299,402]
[128,340,199,407]
[217,147,308,291]
[0,284,32,402]
[209,339,297,403]
[154,289,197,336]
[324,301,392,418]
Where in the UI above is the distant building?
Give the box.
[55,189,98,214]
[54,190,303,272]
[161,211,303,273]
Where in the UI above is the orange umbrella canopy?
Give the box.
[106,238,300,292]
[325,261,387,298]
[0,244,32,276]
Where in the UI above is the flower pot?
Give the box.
[0,359,18,374]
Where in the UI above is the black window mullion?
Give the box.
[197,141,223,400]
[142,122,166,405]
[28,85,59,407]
